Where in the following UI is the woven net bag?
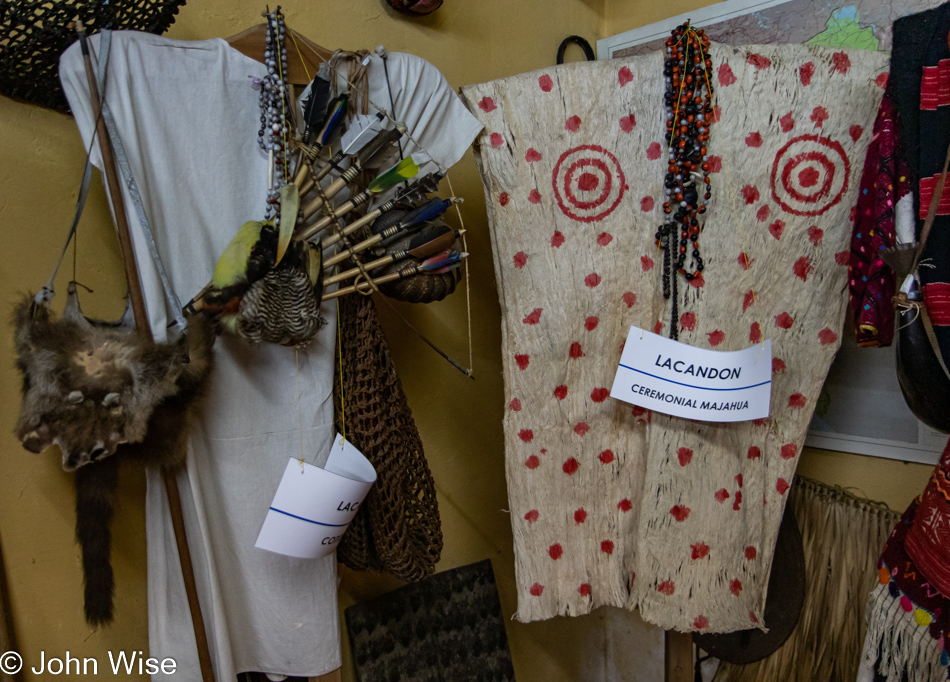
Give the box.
[334,292,442,581]
[1,0,186,113]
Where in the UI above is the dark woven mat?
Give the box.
[345,559,515,682]
[1,0,186,113]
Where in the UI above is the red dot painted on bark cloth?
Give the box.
[620,114,637,133]
[750,322,763,344]
[745,546,757,560]
[745,132,762,148]
[525,455,540,469]
[519,429,534,443]
[717,63,737,87]
[788,393,807,409]
[549,543,564,560]
[736,474,744,488]
[513,251,527,269]
[689,272,705,288]
[798,166,820,188]
[794,256,815,282]
[738,252,754,270]
[538,74,553,92]
[781,443,798,460]
[691,542,710,560]
[680,312,696,331]
[563,458,580,475]
[780,112,795,133]
[569,342,585,359]
[708,156,722,173]
[579,583,591,597]
[597,233,613,246]
[876,73,888,89]
[657,580,676,596]
[647,142,662,160]
[601,540,615,555]
[574,508,587,524]
[772,358,787,374]
[490,132,504,147]
[525,148,542,162]
[775,312,795,329]
[777,478,790,495]
[578,173,599,191]
[654,320,664,335]
[715,488,730,504]
[832,51,851,74]
[769,219,785,240]
[743,290,757,312]
[618,66,634,86]
[632,406,647,417]
[574,422,590,436]
[599,449,615,464]
[523,308,543,325]
[800,62,815,86]
[742,185,760,204]
[641,255,654,271]
[811,106,829,127]
[747,446,761,460]
[524,509,539,523]
[835,251,850,266]
[499,192,510,206]
[678,447,693,466]
[808,226,824,245]
[553,385,568,400]
[551,231,565,248]
[756,205,771,222]
[618,499,632,512]
[530,583,544,596]
[850,125,864,142]
[585,316,599,331]
[670,505,690,522]
[565,115,581,132]
[509,397,522,411]
[748,53,771,69]
[622,292,637,308]
[818,327,839,344]
[515,354,530,370]
[733,491,743,511]
[585,273,602,288]
[478,96,496,112]
[750,611,759,624]
[641,196,655,211]
[591,388,609,403]
[528,189,542,204]
[730,579,743,596]
[708,330,725,347]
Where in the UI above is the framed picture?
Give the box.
[598,0,947,464]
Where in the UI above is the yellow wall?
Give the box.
[0,1,938,681]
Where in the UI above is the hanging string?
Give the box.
[445,173,474,373]
[295,347,306,467]
[337,305,346,444]
[291,29,475,377]
[286,30,312,83]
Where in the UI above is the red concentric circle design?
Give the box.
[552,145,627,222]
[770,134,850,217]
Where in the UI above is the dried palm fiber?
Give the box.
[713,476,900,682]
[0,0,185,113]
[461,43,888,630]
[333,291,442,581]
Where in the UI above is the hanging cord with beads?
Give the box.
[290,30,475,377]
[259,7,291,223]
[657,22,714,340]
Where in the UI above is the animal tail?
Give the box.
[74,456,119,625]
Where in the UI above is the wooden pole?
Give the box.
[76,23,217,682]
[664,631,693,682]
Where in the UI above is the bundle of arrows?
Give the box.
[182,92,469,343]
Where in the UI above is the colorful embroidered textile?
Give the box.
[849,93,911,347]
[907,442,950,599]
[862,497,950,682]
[462,44,888,632]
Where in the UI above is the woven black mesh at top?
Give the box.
[0,0,186,113]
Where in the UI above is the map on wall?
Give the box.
[599,0,949,464]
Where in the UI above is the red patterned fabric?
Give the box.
[849,94,911,347]
[907,439,950,597]
[924,282,950,326]
[921,59,950,111]
[920,175,950,218]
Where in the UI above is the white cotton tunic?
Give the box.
[60,31,480,681]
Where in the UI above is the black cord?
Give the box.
[556,36,595,64]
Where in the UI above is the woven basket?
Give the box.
[0,0,186,113]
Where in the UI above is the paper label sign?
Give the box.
[610,327,772,423]
[255,434,377,559]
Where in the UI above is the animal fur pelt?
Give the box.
[13,284,212,471]
[12,286,214,624]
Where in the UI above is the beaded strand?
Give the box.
[258,7,290,224]
[656,22,714,340]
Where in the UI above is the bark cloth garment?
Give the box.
[59,31,479,680]
[461,43,888,632]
